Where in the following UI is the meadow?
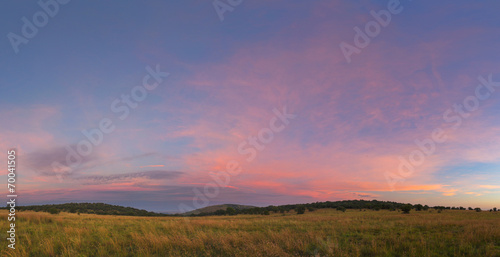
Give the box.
[1,209,499,257]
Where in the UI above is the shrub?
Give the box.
[214,209,226,215]
[226,207,236,216]
[401,204,412,214]
[296,206,306,215]
[336,206,346,212]
[48,208,60,215]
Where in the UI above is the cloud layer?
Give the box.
[1,1,499,211]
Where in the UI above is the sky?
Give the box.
[0,0,499,212]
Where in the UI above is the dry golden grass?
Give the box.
[1,209,499,256]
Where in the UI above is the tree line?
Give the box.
[179,200,498,216]
[8,203,167,216]
[4,200,497,216]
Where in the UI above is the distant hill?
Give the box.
[181,200,441,216]
[16,203,167,216]
[184,204,256,215]
[10,200,481,217]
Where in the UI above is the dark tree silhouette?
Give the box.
[48,208,60,215]
[336,206,346,212]
[226,207,236,216]
[401,204,412,214]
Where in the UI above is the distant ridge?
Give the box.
[15,203,167,216]
[8,200,488,217]
[184,204,256,215]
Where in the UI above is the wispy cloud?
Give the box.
[23,145,100,176]
[140,164,165,168]
[74,170,183,185]
[479,185,500,189]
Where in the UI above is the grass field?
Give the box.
[2,209,499,257]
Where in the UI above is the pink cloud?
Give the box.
[140,165,165,168]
